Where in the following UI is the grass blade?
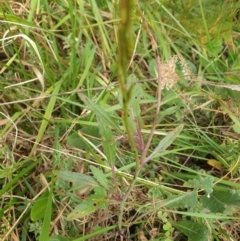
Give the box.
[145,124,184,163]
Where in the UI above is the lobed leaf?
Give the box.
[173,221,210,241]
[200,189,240,213]
[90,165,110,190]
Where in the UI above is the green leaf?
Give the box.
[173,221,210,241]
[127,75,144,133]
[0,158,41,197]
[67,126,100,150]
[163,191,199,209]
[158,106,179,123]
[0,14,36,27]
[117,74,145,135]
[30,80,63,155]
[77,96,117,166]
[92,186,107,198]
[31,192,49,221]
[127,74,143,117]
[67,186,107,220]
[200,176,214,194]
[166,209,240,220]
[48,235,69,241]
[233,123,240,134]
[67,132,86,149]
[90,165,110,190]
[56,171,98,186]
[205,38,223,57]
[67,200,96,220]
[97,115,116,166]
[56,171,99,196]
[79,95,120,131]
[188,176,214,195]
[39,181,53,241]
[200,189,240,213]
[67,196,107,220]
[71,225,117,241]
[216,98,240,135]
[149,59,157,78]
[146,124,184,162]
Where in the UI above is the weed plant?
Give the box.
[0,0,240,241]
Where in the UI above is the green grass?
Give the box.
[0,0,240,240]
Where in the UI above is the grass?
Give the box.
[0,0,240,240]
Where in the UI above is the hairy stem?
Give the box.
[117,0,163,232]
[117,0,141,231]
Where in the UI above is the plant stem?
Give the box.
[136,5,163,167]
[117,0,141,231]
[117,0,163,232]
